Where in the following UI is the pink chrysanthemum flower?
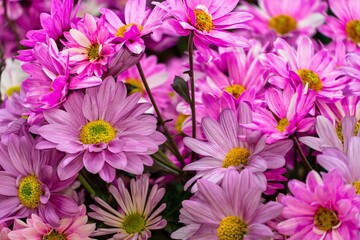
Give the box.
[8,205,95,240]
[341,53,360,96]
[241,0,326,37]
[183,108,292,192]
[243,84,316,143]
[89,174,167,239]
[0,133,79,227]
[155,0,252,55]
[171,169,283,240]
[63,14,115,86]
[37,77,166,183]
[100,0,168,54]
[277,170,360,239]
[260,37,346,102]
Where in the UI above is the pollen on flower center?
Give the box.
[116,23,143,38]
[18,175,42,209]
[269,14,297,35]
[5,85,21,97]
[193,9,214,32]
[42,230,67,240]
[353,181,360,194]
[223,147,250,168]
[125,78,144,95]
[298,69,322,92]
[217,216,247,240]
[175,114,189,133]
[336,122,359,143]
[277,118,289,132]
[314,207,340,231]
[80,120,116,144]
[346,20,360,44]
[123,213,146,234]
[224,84,246,99]
[87,44,100,60]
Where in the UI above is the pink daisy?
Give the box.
[36,77,166,183]
[8,205,95,239]
[89,174,166,239]
[171,169,283,240]
[277,170,360,239]
[341,53,360,96]
[183,108,292,192]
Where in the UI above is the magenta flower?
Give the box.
[155,0,252,55]
[89,174,166,239]
[260,37,346,102]
[100,0,168,54]
[8,205,95,240]
[0,133,79,227]
[37,77,166,183]
[341,53,360,96]
[183,108,292,192]
[171,169,283,239]
[241,0,326,37]
[277,170,360,239]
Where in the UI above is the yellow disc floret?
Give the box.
[123,213,146,234]
[18,175,42,209]
[277,118,289,132]
[80,120,116,144]
[223,147,250,168]
[116,23,143,37]
[175,114,189,133]
[125,78,144,95]
[336,122,360,143]
[5,86,21,97]
[346,20,360,44]
[42,230,67,240]
[224,84,246,99]
[353,181,360,194]
[87,44,100,60]
[194,9,214,32]
[217,216,247,240]
[314,207,340,231]
[269,14,297,35]
[298,69,322,92]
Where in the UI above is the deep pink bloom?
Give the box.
[341,53,360,96]
[277,170,360,239]
[171,169,283,239]
[37,77,166,183]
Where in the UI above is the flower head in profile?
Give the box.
[171,169,283,240]
[8,205,95,240]
[155,0,252,56]
[37,77,166,182]
[277,170,360,239]
[89,174,166,239]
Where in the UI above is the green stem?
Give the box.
[188,32,197,162]
[136,62,185,167]
[291,135,313,171]
[78,173,96,198]
[152,151,183,175]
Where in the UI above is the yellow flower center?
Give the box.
[194,9,214,32]
[87,44,100,60]
[353,181,360,194]
[5,85,21,97]
[125,78,144,95]
[269,14,297,35]
[224,84,246,99]
[18,175,42,209]
[277,118,289,132]
[79,120,116,144]
[175,114,189,133]
[346,20,360,44]
[336,122,359,143]
[42,230,67,240]
[217,216,247,240]
[116,23,143,37]
[298,69,322,92]
[223,147,250,168]
[123,213,146,234]
[314,207,340,231]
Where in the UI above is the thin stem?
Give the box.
[136,62,185,167]
[152,151,183,175]
[291,135,313,171]
[78,173,96,198]
[188,32,197,162]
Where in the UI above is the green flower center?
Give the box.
[79,120,116,144]
[123,213,146,234]
[298,69,322,92]
[277,118,289,132]
[5,85,21,97]
[353,181,360,194]
[116,23,143,37]
[194,9,214,32]
[224,84,246,99]
[42,230,67,240]
[314,207,340,231]
[346,20,360,44]
[18,175,42,209]
[217,216,247,240]
[87,44,100,60]
[125,78,144,95]
[223,147,250,168]
[269,14,297,35]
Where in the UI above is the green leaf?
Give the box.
[171,76,191,104]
